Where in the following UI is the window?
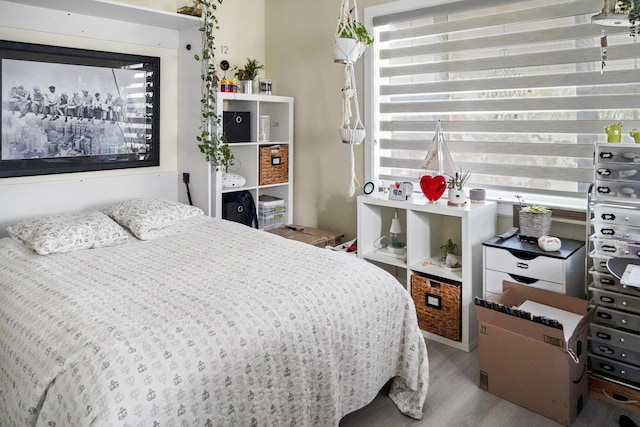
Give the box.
[365,0,640,201]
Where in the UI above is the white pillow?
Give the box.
[102,198,204,240]
[7,210,129,255]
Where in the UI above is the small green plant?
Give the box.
[220,143,235,173]
[235,58,264,81]
[447,168,471,190]
[516,195,552,214]
[439,239,458,261]
[617,0,640,36]
[521,205,552,214]
[337,21,374,46]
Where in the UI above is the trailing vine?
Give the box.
[194,0,232,169]
[618,0,640,36]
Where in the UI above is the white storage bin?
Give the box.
[259,206,286,230]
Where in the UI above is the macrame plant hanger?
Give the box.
[334,0,366,196]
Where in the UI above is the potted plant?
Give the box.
[596,0,640,36]
[193,0,234,170]
[516,195,553,241]
[235,58,264,94]
[439,238,461,268]
[618,0,640,35]
[447,168,470,206]
[334,19,374,64]
[220,143,235,173]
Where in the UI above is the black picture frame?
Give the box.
[0,40,160,178]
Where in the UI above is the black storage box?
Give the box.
[223,111,251,143]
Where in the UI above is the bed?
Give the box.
[0,198,429,426]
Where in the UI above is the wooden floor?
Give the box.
[340,339,639,427]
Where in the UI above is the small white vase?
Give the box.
[447,188,466,206]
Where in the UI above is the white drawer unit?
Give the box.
[484,269,565,296]
[588,142,640,392]
[482,235,586,300]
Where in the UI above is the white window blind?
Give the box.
[366,0,640,200]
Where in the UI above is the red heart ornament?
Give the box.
[420,175,447,202]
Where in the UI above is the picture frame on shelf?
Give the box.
[0,40,160,178]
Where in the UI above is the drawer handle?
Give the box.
[596,331,611,340]
[600,295,615,303]
[601,213,616,221]
[506,249,539,261]
[599,277,615,286]
[598,345,614,355]
[597,311,613,320]
[600,228,615,236]
[515,262,529,270]
[599,362,615,372]
[600,151,614,159]
[507,274,538,285]
[600,261,608,269]
[601,245,617,253]
[597,168,611,177]
[597,186,611,194]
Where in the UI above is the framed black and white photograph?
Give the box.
[0,40,160,178]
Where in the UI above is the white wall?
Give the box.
[0,0,265,231]
[265,0,391,240]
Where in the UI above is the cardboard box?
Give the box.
[475,281,592,426]
[266,225,343,248]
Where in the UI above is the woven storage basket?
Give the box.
[518,211,551,242]
[259,145,289,185]
[411,273,461,341]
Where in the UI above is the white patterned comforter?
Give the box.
[0,216,428,426]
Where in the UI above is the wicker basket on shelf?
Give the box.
[410,273,461,341]
[259,145,289,185]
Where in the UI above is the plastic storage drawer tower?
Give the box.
[258,195,286,230]
[588,143,640,408]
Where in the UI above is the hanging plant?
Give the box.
[193,0,233,169]
[333,0,374,196]
[337,20,374,46]
[617,0,640,36]
[333,1,374,64]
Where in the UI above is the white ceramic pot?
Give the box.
[333,38,365,64]
[447,188,466,206]
[339,126,366,144]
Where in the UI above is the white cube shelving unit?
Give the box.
[357,194,497,352]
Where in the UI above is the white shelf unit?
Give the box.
[2,0,200,30]
[357,194,497,352]
[210,93,294,226]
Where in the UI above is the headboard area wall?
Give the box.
[0,172,179,237]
